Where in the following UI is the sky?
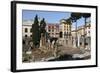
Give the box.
[22,10,90,27]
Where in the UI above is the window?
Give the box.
[56,33,58,35]
[25,35,27,37]
[30,35,32,37]
[25,28,28,32]
[52,30,54,32]
[48,29,51,32]
[52,26,54,29]
[64,25,66,29]
[59,32,63,38]
[23,40,25,45]
[48,26,51,29]
[30,28,32,32]
[88,31,90,33]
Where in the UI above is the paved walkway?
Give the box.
[58,45,82,56]
[29,45,90,62]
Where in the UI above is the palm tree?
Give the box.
[82,13,91,48]
[71,13,82,47]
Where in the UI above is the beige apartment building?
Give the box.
[59,19,72,45]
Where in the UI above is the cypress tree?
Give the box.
[32,15,40,48]
[40,18,46,36]
[40,18,46,46]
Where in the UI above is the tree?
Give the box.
[82,13,91,48]
[40,18,46,36]
[40,18,47,46]
[32,15,40,48]
[71,13,82,47]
